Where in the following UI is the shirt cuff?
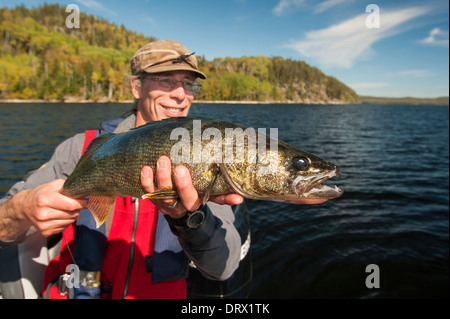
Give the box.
[167,204,217,247]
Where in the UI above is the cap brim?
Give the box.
[142,65,206,79]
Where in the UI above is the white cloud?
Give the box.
[74,0,116,16]
[349,82,388,89]
[389,69,436,78]
[419,27,449,46]
[143,16,157,27]
[314,0,356,14]
[286,6,430,69]
[273,0,356,16]
[272,0,306,16]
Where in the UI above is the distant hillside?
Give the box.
[196,55,360,103]
[0,4,154,101]
[360,96,449,106]
[0,4,359,104]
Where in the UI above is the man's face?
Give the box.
[133,70,196,126]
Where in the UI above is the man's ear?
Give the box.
[130,77,141,99]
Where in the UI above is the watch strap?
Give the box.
[164,205,206,234]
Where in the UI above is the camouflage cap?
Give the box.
[131,40,206,79]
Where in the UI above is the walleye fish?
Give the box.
[62,117,343,226]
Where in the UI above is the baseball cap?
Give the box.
[130,40,206,79]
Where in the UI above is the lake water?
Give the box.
[0,102,448,298]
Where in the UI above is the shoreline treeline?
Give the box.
[0,4,360,103]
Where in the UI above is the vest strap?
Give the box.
[72,130,106,299]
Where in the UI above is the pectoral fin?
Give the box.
[219,163,248,198]
[87,195,116,228]
[201,164,220,205]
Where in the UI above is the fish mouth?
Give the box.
[292,167,343,199]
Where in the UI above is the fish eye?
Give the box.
[292,156,309,171]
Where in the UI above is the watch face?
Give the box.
[187,210,205,228]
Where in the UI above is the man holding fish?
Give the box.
[0,40,340,299]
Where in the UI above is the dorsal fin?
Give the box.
[85,134,111,152]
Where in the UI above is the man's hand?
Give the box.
[140,156,244,219]
[0,179,87,239]
[22,179,87,237]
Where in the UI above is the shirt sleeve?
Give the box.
[0,133,85,203]
[175,202,242,281]
[0,133,85,244]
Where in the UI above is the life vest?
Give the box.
[42,130,187,299]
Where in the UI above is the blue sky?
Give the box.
[2,0,449,98]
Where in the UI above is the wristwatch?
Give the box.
[164,205,206,230]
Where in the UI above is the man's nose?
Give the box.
[170,82,186,100]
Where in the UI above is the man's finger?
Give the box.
[141,165,155,193]
[174,165,200,212]
[156,156,173,190]
[209,194,244,206]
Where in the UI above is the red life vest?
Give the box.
[42,130,186,299]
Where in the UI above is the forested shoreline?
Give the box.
[1,4,358,104]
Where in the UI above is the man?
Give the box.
[0,40,243,298]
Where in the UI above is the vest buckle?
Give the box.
[58,273,70,296]
[80,270,102,287]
